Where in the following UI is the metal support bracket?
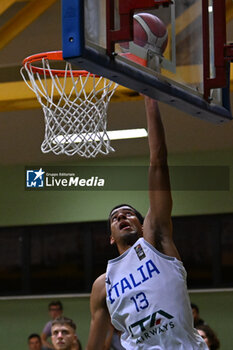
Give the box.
[202,0,228,101]
[106,0,172,55]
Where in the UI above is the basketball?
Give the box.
[121,13,168,55]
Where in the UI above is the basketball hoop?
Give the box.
[21,51,118,157]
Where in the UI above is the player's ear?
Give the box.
[110,235,115,245]
[72,334,78,346]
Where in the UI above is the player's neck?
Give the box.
[117,238,138,255]
[117,243,132,255]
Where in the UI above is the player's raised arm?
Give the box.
[142,97,180,260]
[86,274,110,350]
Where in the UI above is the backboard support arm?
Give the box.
[202,0,229,101]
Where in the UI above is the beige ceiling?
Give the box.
[0,0,233,165]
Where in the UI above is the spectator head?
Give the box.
[191,303,200,321]
[197,324,220,350]
[28,333,42,350]
[51,316,77,350]
[48,300,63,320]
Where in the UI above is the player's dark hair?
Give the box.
[28,333,41,343]
[108,204,144,233]
[48,300,63,311]
[52,316,76,331]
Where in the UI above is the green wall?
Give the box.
[0,149,233,227]
[0,291,232,350]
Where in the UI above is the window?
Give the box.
[0,214,232,296]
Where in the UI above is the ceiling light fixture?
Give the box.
[54,128,148,144]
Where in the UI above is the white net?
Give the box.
[21,57,118,157]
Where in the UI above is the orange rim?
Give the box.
[22,51,94,77]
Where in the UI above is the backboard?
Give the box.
[62,0,232,123]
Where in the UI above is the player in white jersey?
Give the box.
[86,97,208,350]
